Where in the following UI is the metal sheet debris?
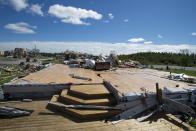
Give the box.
[0,106,33,118]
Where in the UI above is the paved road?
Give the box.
[150,65,196,71]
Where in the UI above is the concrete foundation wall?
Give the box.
[2,83,70,99]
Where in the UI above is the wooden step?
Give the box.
[59,90,116,106]
[68,84,112,99]
[47,95,121,120]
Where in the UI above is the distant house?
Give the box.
[13,48,27,58]
[0,50,4,56]
[4,50,12,57]
[64,51,78,60]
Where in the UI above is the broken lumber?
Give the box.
[69,74,92,81]
[111,96,158,124]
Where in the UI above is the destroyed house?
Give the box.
[0,50,4,56]
[13,48,27,58]
[0,64,195,131]
[64,51,78,60]
[3,50,12,57]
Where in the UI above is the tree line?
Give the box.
[118,52,196,67]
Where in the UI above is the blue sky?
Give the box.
[0,0,196,54]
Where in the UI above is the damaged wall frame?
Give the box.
[103,80,123,103]
[1,82,105,100]
[108,82,196,124]
[1,83,72,99]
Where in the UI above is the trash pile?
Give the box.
[61,51,146,70]
[124,60,141,68]
[118,60,141,68]
[63,52,120,71]
[36,63,53,71]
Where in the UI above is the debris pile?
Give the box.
[163,73,196,83]
[62,51,148,70]
[63,52,121,71]
[109,83,196,124]
[95,62,111,70]
[118,60,141,68]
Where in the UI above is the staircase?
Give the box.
[47,84,121,120]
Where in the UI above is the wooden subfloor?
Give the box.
[13,64,102,84]
[0,100,194,131]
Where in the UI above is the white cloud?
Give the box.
[0,0,28,11]
[128,38,145,43]
[124,19,129,22]
[48,4,102,25]
[4,22,36,34]
[191,32,196,36]
[158,34,163,38]
[0,41,195,55]
[144,41,153,44]
[108,13,114,19]
[28,4,43,16]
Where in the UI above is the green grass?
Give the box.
[158,69,196,77]
[0,75,17,85]
[0,73,25,85]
